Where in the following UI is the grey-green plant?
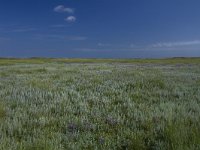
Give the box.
[0,58,200,150]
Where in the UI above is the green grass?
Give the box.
[0,58,200,149]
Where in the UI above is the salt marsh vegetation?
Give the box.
[0,58,200,149]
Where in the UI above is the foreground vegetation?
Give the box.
[0,58,200,149]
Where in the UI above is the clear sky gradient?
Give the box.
[0,0,200,58]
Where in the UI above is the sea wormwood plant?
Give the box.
[0,59,200,149]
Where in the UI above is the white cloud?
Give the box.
[98,43,111,47]
[65,16,76,22]
[0,37,10,41]
[54,5,74,13]
[12,28,36,32]
[152,40,200,48]
[66,36,87,41]
[130,44,137,48]
[0,27,36,33]
[50,24,66,28]
[0,37,11,43]
[73,48,103,52]
[33,34,65,40]
[33,34,86,41]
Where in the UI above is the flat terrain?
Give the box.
[0,58,200,150]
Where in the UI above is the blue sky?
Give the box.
[0,0,200,58]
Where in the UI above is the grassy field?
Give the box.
[0,58,200,150]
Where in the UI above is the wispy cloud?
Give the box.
[66,36,87,41]
[12,28,36,32]
[74,48,99,52]
[0,37,10,41]
[0,26,36,33]
[34,34,64,40]
[54,5,74,13]
[98,43,111,47]
[50,24,66,28]
[0,37,11,43]
[65,16,76,23]
[151,40,200,48]
[130,44,138,48]
[33,34,87,41]
[94,40,200,51]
